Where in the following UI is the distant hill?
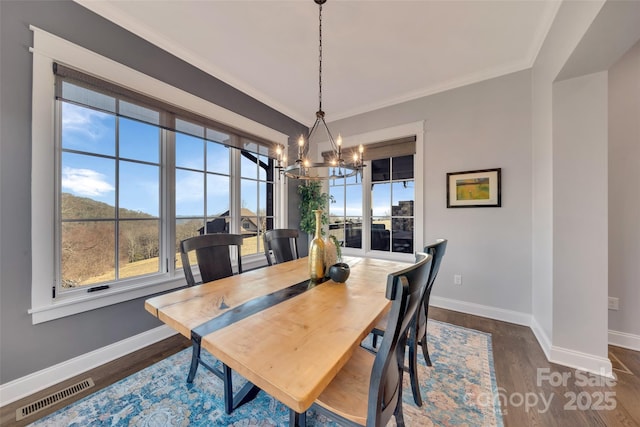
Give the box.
[61,193,155,219]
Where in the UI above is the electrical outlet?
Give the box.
[454,274,462,285]
[608,297,619,310]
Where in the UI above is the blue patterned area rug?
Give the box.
[30,320,503,426]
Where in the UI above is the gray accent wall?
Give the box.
[329,70,534,316]
[0,0,306,384]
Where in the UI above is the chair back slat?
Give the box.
[263,229,299,266]
[179,233,243,286]
[368,252,432,426]
[413,239,448,343]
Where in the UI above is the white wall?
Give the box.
[552,72,610,369]
[329,70,533,322]
[608,40,640,345]
[530,0,606,357]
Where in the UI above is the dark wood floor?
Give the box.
[1,307,638,426]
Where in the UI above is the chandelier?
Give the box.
[276,0,364,181]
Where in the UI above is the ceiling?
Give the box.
[75,0,560,127]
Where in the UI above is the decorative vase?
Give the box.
[324,236,338,276]
[329,263,350,283]
[308,209,325,282]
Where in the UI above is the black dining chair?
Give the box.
[179,233,244,287]
[179,233,253,414]
[370,238,448,406]
[291,252,432,427]
[263,228,300,266]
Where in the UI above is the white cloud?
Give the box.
[62,167,114,197]
[62,103,111,141]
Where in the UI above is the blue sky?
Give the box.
[61,102,265,218]
[61,102,410,221]
[330,180,414,219]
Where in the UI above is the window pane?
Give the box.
[203,217,229,234]
[344,219,363,249]
[371,158,390,182]
[258,154,268,181]
[392,218,414,253]
[176,169,204,217]
[119,118,160,163]
[61,102,115,156]
[371,182,391,217]
[345,185,363,217]
[176,118,204,138]
[119,161,159,217]
[207,141,229,175]
[119,219,160,278]
[175,218,205,269]
[207,174,229,216]
[371,217,391,251]
[61,221,115,287]
[241,217,259,256]
[62,82,115,113]
[392,181,414,216]
[330,185,345,217]
[328,222,345,247]
[392,155,414,180]
[241,151,258,179]
[241,179,258,213]
[119,101,160,126]
[206,128,230,145]
[176,132,204,170]
[61,152,115,218]
[258,181,267,214]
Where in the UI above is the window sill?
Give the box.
[28,277,185,324]
[28,254,270,325]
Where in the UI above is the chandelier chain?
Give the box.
[318,2,323,112]
[275,0,364,180]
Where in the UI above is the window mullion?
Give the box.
[163,127,175,274]
[230,149,241,235]
[363,161,372,254]
[114,116,121,280]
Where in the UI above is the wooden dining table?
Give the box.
[145,256,412,423]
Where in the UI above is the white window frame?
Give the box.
[29,26,288,324]
[318,121,424,262]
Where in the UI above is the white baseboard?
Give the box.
[430,295,532,327]
[549,345,613,378]
[431,296,615,378]
[4,300,631,408]
[530,316,552,360]
[608,329,640,351]
[0,325,177,407]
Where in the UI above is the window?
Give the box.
[329,174,363,249]
[239,149,275,256]
[174,121,231,269]
[55,78,279,297]
[59,86,163,291]
[370,155,414,254]
[30,26,288,323]
[325,125,423,259]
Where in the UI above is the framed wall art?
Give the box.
[446,168,501,208]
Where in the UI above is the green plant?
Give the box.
[298,181,331,236]
[328,234,342,261]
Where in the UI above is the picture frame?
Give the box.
[446,168,501,208]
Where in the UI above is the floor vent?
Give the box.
[15,378,95,421]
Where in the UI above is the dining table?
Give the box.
[144,255,412,424]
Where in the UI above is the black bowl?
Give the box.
[328,263,350,283]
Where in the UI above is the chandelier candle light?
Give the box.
[275,0,364,181]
